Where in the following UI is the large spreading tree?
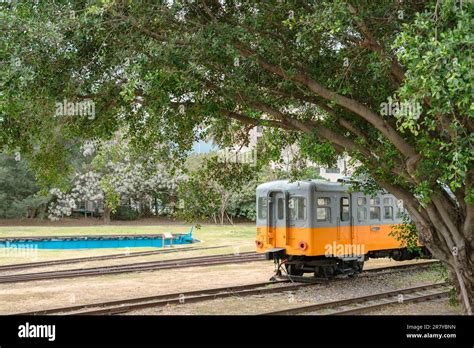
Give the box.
[1,1,472,312]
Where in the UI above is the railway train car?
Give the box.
[255,179,428,277]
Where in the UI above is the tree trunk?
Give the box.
[449,262,473,314]
[220,198,225,225]
[103,207,111,224]
[226,213,234,225]
[169,195,177,215]
[220,208,225,225]
[377,179,472,314]
[436,245,473,315]
[411,212,473,314]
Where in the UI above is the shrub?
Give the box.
[111,205,139,220]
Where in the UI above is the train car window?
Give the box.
[396,199,405,218]
[370,206,381,220]
[340,197,350,221]
[277,198,284,220]
[358,206,367,221]
[383,197,394,220]
[384,206,393,220]
[316,207,330,222]
[318,197,331,206]
[370,197,380,205]
[316,197,331,222]
[317,197,331,206]
[258,197,267,219]
[289,197,306,221]
[357,197,367,221]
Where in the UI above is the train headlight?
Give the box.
[255,240,263,248]
[298,241,308,251]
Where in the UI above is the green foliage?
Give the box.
[430,261,459,307]
[111,205,140,221]
[177,169,222,222]
[99,174,120,214]
[2,1,471,204]
[178,152,327,223]
[393,0,473,202]
[281,166,326,182]
[346,166,383,196]
[0,2,472,246]
[0,153,50,218]
[389,212,422,256]
[177,154,256,223]
[227,193,256,221]
[299,133,338,167]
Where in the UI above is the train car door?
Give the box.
[267,191,287,248]
[337,193,352,247]
[351,192,368,250]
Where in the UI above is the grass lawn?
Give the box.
[0,223,257,265]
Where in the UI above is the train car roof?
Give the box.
[256,180,350,193]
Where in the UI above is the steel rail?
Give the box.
[0,253,265,284]
[262,282,449,315]
[14,280,306,315]
[329,290,449,315]
[10,262,442,316]
[0,245,232,272]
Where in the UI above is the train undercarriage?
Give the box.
[267,247,431,278]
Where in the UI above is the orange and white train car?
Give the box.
[255,180,426,277]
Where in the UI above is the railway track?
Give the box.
[0,252,265,284]
[12,261,440,316]
[363,260,439,273]
[0,245,232,272]
[0,257,436,285]
[263,282,449,315]
[15,280,309,315]
[276,260,439,283]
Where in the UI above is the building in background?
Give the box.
[273,145,352,182]
[192,126,355,182]
[252,127,354,182]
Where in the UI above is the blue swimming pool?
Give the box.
[0,231,196,250]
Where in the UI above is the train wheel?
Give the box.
[285,263,304,276]
[347,261,364,277]
[314,266,335,279]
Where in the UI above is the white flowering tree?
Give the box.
[48,171,103,221]
[48,136,181,222]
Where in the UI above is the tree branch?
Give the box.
[236,43,419,162]
[219,110,293,130]
[347,3,405,84]
[114,13,187,46]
